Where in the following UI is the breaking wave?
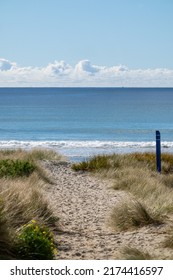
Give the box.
[0,140,172,149]
[0,140,173,161]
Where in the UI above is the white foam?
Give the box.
[0,140,173,149]
[1,140,173,161]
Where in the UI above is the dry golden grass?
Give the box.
[0,174,58,230]
[120,246,153,260]
[27,148,66,162]
[0,148,66,184]
[0,148,66,162]
[111,167,173,215]
[73,152,173,174]
[0,201,15,259]
[110,196,161,231]
[116,244,173,260]
[0,148,64,259]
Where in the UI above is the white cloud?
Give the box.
[0,58,173,87]
[74,60,101,75]
[0,58,16,71]
[44,60,72,76]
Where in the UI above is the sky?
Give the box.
[0,0,173,87]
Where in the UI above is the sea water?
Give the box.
[0,87,173,161]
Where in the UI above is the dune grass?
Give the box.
[72,152,173,230]
[110,197,160,231]
[0,175,58,230]
[0,202,15,260]
[0,148,65,161]
[72,154,121,172]
[0,148,63,260]
[120,246,153,260]
[0,148,66,184]
[72,152,173,173]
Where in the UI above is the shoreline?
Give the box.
[0,140,173,163]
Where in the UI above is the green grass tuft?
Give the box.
[0,159,35,178]
[72,154,121,171]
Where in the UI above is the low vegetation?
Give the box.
[0,148,63,260]
[72,152,173,174]
[0,148,65,162]
[120,246,153,260]
[72,154,119,171]
[2,149,173,259]
[110,197,160,231]
[0,148,66,184]
[0,203,15,260]
[0,159,35,178]
[16,220,57,260]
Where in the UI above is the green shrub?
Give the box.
[0,159,35,178]
[16,220,57,260]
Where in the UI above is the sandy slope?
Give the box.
[42,160,173,260]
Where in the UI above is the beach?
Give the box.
[41,159,173,260]
[1,0,173,268]
[1,87,173,259]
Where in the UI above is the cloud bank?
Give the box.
[0,58,173,87]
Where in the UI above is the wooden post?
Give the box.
[156,130,161,173]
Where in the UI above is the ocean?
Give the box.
[0,87,173,161]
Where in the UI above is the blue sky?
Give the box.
[0,0,173,86]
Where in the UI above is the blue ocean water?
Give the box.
[0,87,173,160]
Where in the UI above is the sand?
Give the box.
[42,160,173,260]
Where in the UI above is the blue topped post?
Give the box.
[156,130,161,173]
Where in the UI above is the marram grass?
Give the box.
[72,152,173,174]
[72,154,122,171]
[110,197,161,231]
[120,246,153,260]
[0,201,15,260]
[0,148,66,162]
[0,148,66,183]
[0,148,63,260]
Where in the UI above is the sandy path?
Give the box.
[42,160,173,260]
